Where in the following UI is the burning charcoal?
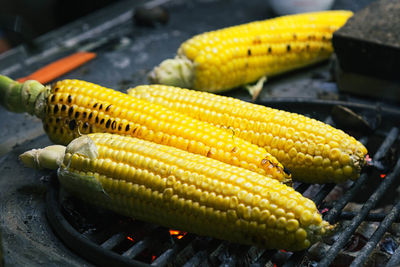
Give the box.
[377,146,399,173]
[270,250,291,266]
[345,233,368,252]
[369,251,392,267]
[324,182,353,203]
[331,105,377,133]
[390,223,400,236]
[356,222,380,239]
[331,253,357,267]
[309,242,360,267]
[380,237,398,255]
[343,202,362,212]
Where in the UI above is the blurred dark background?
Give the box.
[0,0,119,53]
[0,0,374,55]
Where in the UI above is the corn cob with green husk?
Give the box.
[149,10,353,99]
[127,85,367,184]
[19,133,333,251]
[0,75,291,183]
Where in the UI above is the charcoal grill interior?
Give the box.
[1,0,400,266]
[43,99,400,267]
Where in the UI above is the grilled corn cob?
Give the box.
[0,75,290,183]
[149,10,353,98]
[128,85,367,183]
[20,133,332,251]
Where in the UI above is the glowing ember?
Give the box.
[320,208,329,214]
[169,230,180,235]
[380,174,386,179]
[365,154,373,165]
[169,229,187,239]
[152,255,156,262]
[126,236,134,242]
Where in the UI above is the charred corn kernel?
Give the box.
[0,76,290,183]
[20,133,332,251]
[128,85,367,183]
[149,11,353,97]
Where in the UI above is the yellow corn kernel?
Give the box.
[19,133,333,251]
[128,85,367,183]
[0,76,290,183]
[149,10,353,96]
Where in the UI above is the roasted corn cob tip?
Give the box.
[127,85,368,184]
[19,133,333,251]
[0,76,291,183]
[149,10,353,98]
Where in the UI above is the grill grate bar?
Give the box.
[323,173,367,224]
[282,251,303,267]
[311,183,335,205]
[182,250,208,267]
[247,246,268,265]
[220,255,237,267]
[350,199,400,266]
[324,127,399,223]
[294,182,311,193]
[151,235,194,266]
[121,227,166,259]
[339,211,400,222]
[151,248,175,266]
[373,127,400,161]
[317,156,400,267]
[218,243,245,267]
[208,242,246,266]
[174,236,219,266]
[250,250,275,267]
[122,237,152,258]
[207,242,226,266]
[100,233,126,250]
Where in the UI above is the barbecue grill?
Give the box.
[39,98,400,267]
[1,0,399,266]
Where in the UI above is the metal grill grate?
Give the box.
[46,99,400,266]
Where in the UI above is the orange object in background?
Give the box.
[0,38,11,54]
[17,51,96,84]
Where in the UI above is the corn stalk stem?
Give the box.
[0,75,49,118]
